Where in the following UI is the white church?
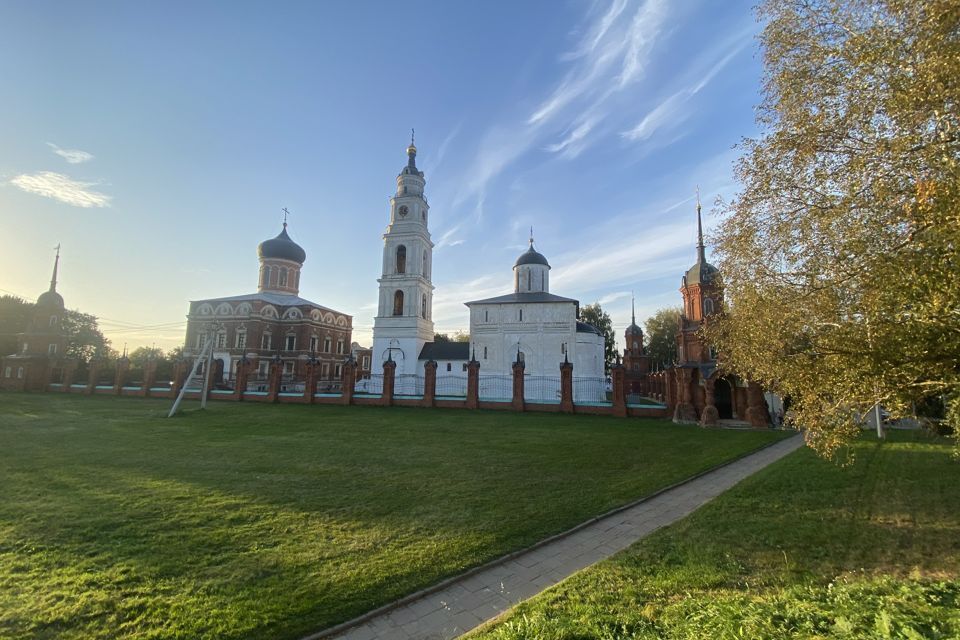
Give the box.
[371,137,605,400]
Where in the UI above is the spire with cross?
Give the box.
[282,207,290,228]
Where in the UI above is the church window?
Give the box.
[335,364,342,378]
[422,250,428,277]
[446,363,452,372]
[633,341,638,350]
[309,336,318,352]
[321,362,330,378]
[262,333,272,350]
[483,346,487,359]
[527,270,531,291]
[324,337,332,353]
[3,366,10,378]
[216,333,227,349]
[704,298,715,315]
[396,245,406,274]
[519,308,523,322]
[541,272,545,290]
[17,367,24,379]
[262,266,271,288]
[393,290,404,316]
[421,294,427,319]
[294,271,300,289]
[48,343,57,355]
[279,268,288,287]
[336,339,344,355]
[50,315,57,327]
[484,309,489,322]
[236,331,247,349]
[285,335,296,351]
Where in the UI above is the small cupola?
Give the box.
[513,230,551,293]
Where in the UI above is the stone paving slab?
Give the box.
[314,434,804,640]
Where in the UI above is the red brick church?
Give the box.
[182,221,352,385]
[669,199,771,427]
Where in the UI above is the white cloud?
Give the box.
[622,27,753,143]
[47,142,94,164]
[10,171,111,208]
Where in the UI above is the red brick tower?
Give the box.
[622,296,650,395]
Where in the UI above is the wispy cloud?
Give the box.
[10,171,111,208]
[47,142,94,164]
[622,28,753,142]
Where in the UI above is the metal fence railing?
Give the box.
[355,374,384,395]
[246,374,270,393]
[435,375,467,398]
[524,375,562,403]
[315,377,342,394]
[395,374,425,397]
[478,374,513,402]
[573,376,609,404]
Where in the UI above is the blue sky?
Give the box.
[0,0,763,351]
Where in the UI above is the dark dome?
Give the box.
[684,260,719,286]
[515,244,550,268]
[36,290,64,308]
[625,322,643,336]
[258,225,306,264]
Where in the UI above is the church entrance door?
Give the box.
[715,378,733,419]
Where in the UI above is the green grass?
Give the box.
[470,430,960,639]
[0,394,787,640]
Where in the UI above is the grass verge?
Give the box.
[470,430,960,639]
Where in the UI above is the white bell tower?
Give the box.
[371,133,435,374]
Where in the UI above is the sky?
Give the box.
[0,0,765,353]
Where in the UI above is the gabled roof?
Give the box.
[464,291,578,306]
[418,341,470,361]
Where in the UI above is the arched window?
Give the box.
[393,290,404,316]
[704,298,715,315]
[396,245,406,274]
[261,267,271,287]
[633,341,638,350]
[519,308,523,322]
[49,315,57,327]
[421,294,427,319]
[294,271,300,288]
[279,268,288,287]
[483,346,487,359]
[422,250,428,277]
[527,269,531,291]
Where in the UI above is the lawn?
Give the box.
[470,430,960,639]
[0,394,787,640]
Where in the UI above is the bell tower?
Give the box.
[371,132,435,374]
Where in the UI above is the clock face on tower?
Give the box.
[398,205,409,217]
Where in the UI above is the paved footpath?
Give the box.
[313,434,804,640]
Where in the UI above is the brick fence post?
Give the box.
[511,360,525,412]
[61,360,76,393]
[382,358,396,406]
[422,360,437,408]
[142,358,157,397]
[611,362,627,417]
[559,355,573,414]
[114,358,129,395]
[672,367,698,423]
[466,358,480,409]
[266,359,282,403]
[303,359,318,404]
[234,357,251,401]
[85,359,100,395]
[341,358,356,405]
